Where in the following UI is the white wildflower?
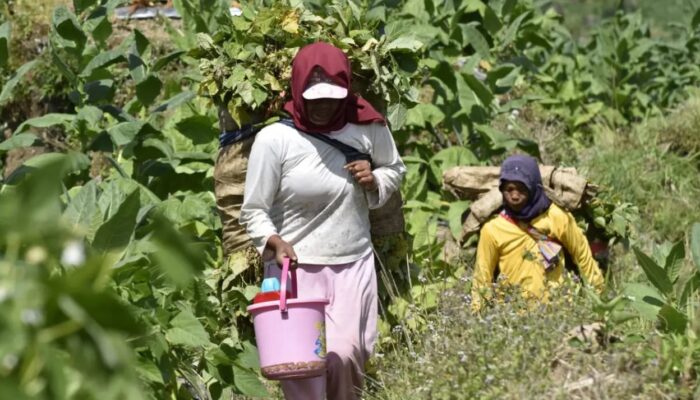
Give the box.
[2,354,18,370]
[61,240,86,267]
[25,246,47,265]
[0,286,9,302]
[21,309,43,326]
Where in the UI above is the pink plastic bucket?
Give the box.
[247,258,329,380]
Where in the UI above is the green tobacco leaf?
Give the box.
[573,102,604,127]
[67,290,145,335]
[91,16,112,43]
[429,146,478,186]
[652,242,673,269]
[98,177,160,219]
[456,71,478,111]
[133,29,150,56]
[141,137,174,159]
[52,6,87,46]
[108,121,145,147]
[14,113,75,134]
[691,223,700,271]
[462,23,491,58]
[0,60,39,105]
[175,115,218,145]
[166,310,211,348]
[135,358,164,384]
[127,53,147,82]
[405,104,445,128]
[657,304,688,334]
[63,180,103,240]
[84,79,115,103]
[448,200,471,241]
[73,0,98,14]
[489,64,520,89]
[0,133,39,153]
[51,50,77,85]
[680,272,700,308]
[463,73,494,107]
[152,50,185,72]
[99,179,128,219]
[233,364,268,397]
[1,154,72,226]
[387,103,407,130]
[152,91,195,112]
[0,22,9,67]
[149,214,205,286]
[500,11,530,50]
[609,310,639,325]
[4,151,89,185]
[385,35,424,52]
[236,341,260,369]
[664,240,685,284]
[252,87,267,107]
[92,190,140,252]
[633,247,673,296]
[408,208,439,250]
[692,8,700,30]
[624,283,665,322]
[158,197,203,225]
[136,75,163,106]
[76,105,103,128]
[475,124,519,151]
[482,4,502,34]
[402,160,428,201]
[496,0,516,16]
[80,50,124,78]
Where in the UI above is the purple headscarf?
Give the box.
[499,154,551,222]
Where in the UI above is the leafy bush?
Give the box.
[533,8,700,135]
[625,223,700,334]
[1,1,269,397]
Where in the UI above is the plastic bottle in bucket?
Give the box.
[253,277,293,304]
[247,257,330,380]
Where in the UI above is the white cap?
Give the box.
[302,68,348,100]
[302,82,348,100]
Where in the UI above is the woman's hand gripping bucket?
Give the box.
[247,257,330,380]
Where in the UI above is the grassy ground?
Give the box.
[368,285,681,399]
[364,95,700,399]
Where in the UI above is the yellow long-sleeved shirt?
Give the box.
[471,204,604,311]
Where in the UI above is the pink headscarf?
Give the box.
[283,42,385,133]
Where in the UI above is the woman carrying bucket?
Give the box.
[240,42,406,400]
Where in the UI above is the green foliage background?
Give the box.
[1,0,700,398]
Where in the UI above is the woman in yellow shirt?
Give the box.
[471,155,605,311]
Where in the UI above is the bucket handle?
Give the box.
[279,257,297,313]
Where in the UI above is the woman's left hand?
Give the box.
[345,160,377,191]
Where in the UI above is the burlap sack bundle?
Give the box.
[214,106,255,255]
[443,165,596,240]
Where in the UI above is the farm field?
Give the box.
[2,0,700,399]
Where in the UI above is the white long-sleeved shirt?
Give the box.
[240,121,405,265]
